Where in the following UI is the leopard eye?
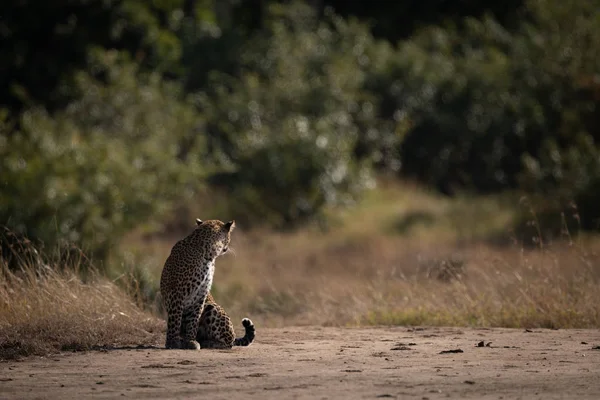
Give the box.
[222,246,228,254]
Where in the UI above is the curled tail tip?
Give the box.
[234,317,255,347]
[242,318,253,328]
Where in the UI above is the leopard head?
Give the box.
[194,218,236,257]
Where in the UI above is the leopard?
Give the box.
[160,218,253,350]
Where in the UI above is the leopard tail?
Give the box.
[233,318,255,346]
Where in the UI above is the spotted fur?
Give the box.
[196,292,255,348]
[160,218,236,350]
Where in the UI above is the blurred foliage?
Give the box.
[321,0,525,42]
[0,51,203,261]
[0,0,218,116]
[516,0,600,231]
[1,0,600,263]
[369,0,599,230]
[198,3,381,227]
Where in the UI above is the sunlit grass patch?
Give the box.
[0,245,163,360]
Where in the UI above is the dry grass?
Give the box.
[0,259,163,360]
[123,181,600,330]
[2,181,599,361]
[208,229,600,329]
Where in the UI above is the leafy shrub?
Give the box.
[369,0,599,204]
[0,50,204,262]
[197,2,388,227]
[516,0,600,231]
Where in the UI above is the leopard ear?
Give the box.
[195,218,203,226]
[225,220,235,232]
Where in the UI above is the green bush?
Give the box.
[197,2,388,227]
[516,0,600,231]
[0,50,204,262]
[369,0,599,202]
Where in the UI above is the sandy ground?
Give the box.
[1,326,599,399]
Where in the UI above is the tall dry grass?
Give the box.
[2,182,599,360]
[0,240,163,360]
[206,229,600,329]
[125,182,600,330]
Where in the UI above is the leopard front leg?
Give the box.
[180,297,206,350]
[165,302,184,349]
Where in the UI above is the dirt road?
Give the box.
[2,327,599,399]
